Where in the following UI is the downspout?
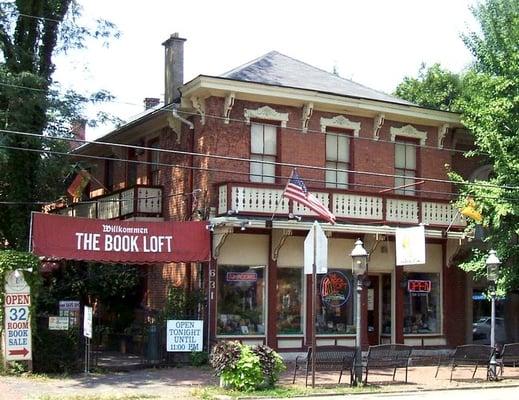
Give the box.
[171,108,194,130]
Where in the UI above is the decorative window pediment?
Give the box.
[320,115,361,136]
[390,124,427,145]
[244,105,289,127]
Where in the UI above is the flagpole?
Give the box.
[271,169,295,221]
[445,210,461,234]
[73,164,109,193]
[311,221,317,388]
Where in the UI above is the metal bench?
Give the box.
[406,348,456,377]
[292,346,356,386]
[363,344,412,384]
[446,344,493,381]
[499,343,519,376]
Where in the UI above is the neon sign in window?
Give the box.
[407,280,431,293]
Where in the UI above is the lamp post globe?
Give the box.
[485,249,501,381]
[486,249,500,283]
[351,239,368,276]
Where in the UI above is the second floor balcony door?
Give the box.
[250,122,277,184]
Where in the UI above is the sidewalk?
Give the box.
[1,364,519,400]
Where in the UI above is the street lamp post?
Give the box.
[485,249,501,381]
[350,239,368,385]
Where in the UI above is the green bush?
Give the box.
[33,327,81,373]
[209,341,286,392]
[252,344,286,387]
[209,340,241,375]
[190,350,208,366]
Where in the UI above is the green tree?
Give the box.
[394,63,462,111]
[0,1,119,249]
[452,0,519,293]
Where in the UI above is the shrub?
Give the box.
[209,340,241,375]
[190,350,209,366]
[33,327,81,373]
[209,341,286,391]
[251,344,286,387]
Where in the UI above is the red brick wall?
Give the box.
[189,97,458,212]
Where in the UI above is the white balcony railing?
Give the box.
[55,185,162,220]
[218,183,466,228]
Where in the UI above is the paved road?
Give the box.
[291,386,518,400]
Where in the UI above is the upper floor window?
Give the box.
[250,122,277,183]
[394,138,418,195]
[148,139,160,185]
[127,148,137,187]
[326,130,351,189]
[104,159,114,192]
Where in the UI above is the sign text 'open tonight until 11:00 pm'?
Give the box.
[75,233,173,252]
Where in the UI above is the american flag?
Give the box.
[282,169,336,224]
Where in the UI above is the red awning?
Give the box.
[31,213,210,264]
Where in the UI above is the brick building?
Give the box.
[61,33,482,350]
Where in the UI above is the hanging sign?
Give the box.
[395,225,426,266]
[4,271,32,361]
[31,213,210,263]
[166,320,203,352]
[320,271,351,307]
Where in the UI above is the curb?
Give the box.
[235,381,519,400]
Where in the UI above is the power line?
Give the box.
[0,81,146,108]
[1,127,516,192]
[17,12,61,24]
[1,143,518,203]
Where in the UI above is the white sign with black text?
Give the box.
[304,221,328,274]
[166,320,203,352]
[4,271,32,361]
[49,316,70,330]
[83,306,93,338]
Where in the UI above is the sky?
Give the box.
[52,0,479,140]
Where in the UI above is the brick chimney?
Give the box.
[162,33,186,105]
[70,119,86,150]
[144,97,160,110]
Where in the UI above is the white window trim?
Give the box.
[390,124,427,145]
[320,115,361,136]
[244,105,288,127]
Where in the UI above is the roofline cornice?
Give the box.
[181,75,462,126]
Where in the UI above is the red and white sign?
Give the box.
[407,280,432,293]
[31,213,210,263]
[226,272,257,282]
[4,272,32,361]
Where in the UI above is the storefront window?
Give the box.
[217,266,265,336]
[277,268,303,335]
[316,270,355,334]
[404,273,440,334]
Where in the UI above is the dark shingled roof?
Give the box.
[220,51,414,106]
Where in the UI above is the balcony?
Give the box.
[55,185,163,220]
[217,182,465,229]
